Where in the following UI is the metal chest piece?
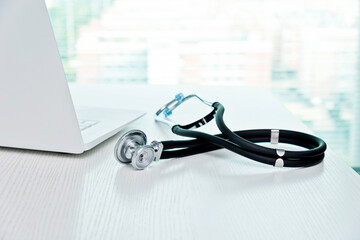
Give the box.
[114,130,163,170]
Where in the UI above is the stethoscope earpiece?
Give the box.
[114,129,163,170]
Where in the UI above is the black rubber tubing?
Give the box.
[162,131,318,150]
[161,136,319,159]
[162,102,327,167]
[213,102,327,159]
[170,125,324,167]
[162,137,315,156]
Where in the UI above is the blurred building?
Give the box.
[46,0,116,81]
[74,0,274,85]
[47,0,359,165]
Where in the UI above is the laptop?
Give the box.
[0,0,145,154]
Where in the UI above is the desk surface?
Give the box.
[0,84,360,240]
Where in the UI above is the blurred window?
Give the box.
[46,0,359,168]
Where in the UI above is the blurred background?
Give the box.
[45,0,359,170]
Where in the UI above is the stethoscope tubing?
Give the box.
[158,102,326,168]
[162,130,320,150]
[161,134,325,165]
[170,125,324,167]
[214,102,327,159]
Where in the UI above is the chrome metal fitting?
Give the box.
[114,130,163,170]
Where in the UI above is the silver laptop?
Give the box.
[0,0,145,154]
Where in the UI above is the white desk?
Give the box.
[0,84,360,240]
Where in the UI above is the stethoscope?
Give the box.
[114,93,327,170]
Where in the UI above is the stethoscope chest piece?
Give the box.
[131,145,156,169]
[114,129,163,170]
[114,130,147,164]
